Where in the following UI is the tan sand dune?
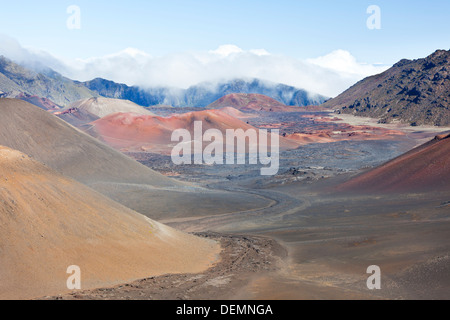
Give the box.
[55,97,155,127]
[0,146,219,300]
[65,97,155,118]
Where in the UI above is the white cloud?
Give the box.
[0,34,68,73]
[209,44,244,57]
[249,49,270,56]
[0,35,390,97]
[65,46,389,97]
[307,49,389,79]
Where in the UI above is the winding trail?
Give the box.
[161,183,311,233]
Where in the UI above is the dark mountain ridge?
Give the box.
[323,49,450,126]
[0,56,98,106]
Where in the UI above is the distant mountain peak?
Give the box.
[83,77,328,108]
[0,54,328,110]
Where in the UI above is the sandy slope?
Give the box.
[16,93,61,111]
[0,98,180,187]
[66,97,155,118]
[55,97,155,127]
[339,133,450,193]
[0,98,270,221]
[0,146,220,300]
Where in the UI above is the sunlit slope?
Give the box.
[0,98,180,187]
[0,146,219,300]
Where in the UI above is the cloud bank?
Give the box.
[0,35,389,97]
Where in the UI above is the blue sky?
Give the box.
[0,1,449,96]
[1,0,449,63]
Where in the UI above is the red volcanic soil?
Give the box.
[286,132,334,144]
[218,106,257,119]
[338,133,450,193]
[331,124,405,141]
[15,93,61,111]
[284,123,404,146]
[88,109,298,154]
[255,113,405,145]
[207,93,298,112]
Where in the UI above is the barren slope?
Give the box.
[217,106,257,119]
[0,99,270,220]
[0,98,178,187]
[0,56,97,106]
[16,93,61,111]
[56,97,155,127]
[0,146,219,300]
[87,109,298,154]
[207,93,297,112]
[323,49,450,126]
[339,133,450,193]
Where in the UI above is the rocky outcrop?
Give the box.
[323,50,450,126]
